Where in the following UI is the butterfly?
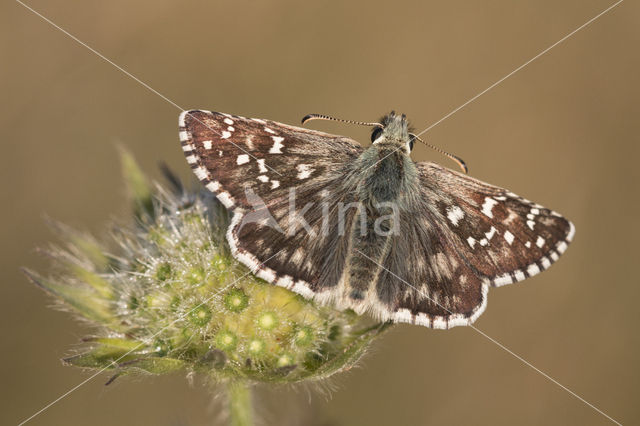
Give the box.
[179,110,574,329]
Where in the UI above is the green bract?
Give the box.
[27,150,390,386]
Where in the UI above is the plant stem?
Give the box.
[227,381,253,426]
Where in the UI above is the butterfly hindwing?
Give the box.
[382,207,488,329]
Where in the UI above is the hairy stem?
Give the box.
[227,381,253,426]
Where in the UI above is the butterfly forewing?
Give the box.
[180,110,364,295]
[418,162,574,286]
[383,162,574,328]
[179,110,363,209]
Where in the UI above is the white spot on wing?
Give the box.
[276,275,293,289]
[481,197,498,218]
[224,118,234,125]
[245,135,255,150]
[271,180,280,189]
[504,230,514,245]
[236,154,250,165]
[222,131,231,139]
[557,241,568,253]
[296,164,313,179]
[485,226,497,241]
[446,206,464,226]
[257,159,267,173]
[193,166,208,181]
[185,155,197,164]
[257,175,269,183]
[527,263,541,276]
[567,221,576,242]
[527,220,535,230]
[393,309,413,323]
[217,191,234,208]
[536,236,545,248]
[493,273,513,286]
[467,237,476,248]
[269,136,284,153]
[292,281,314,298]
[206,181,220,192]
[203,140,213,150]
[264,127,276,134]
[257,268,276,283]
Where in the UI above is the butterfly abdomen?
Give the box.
[342,202,396,311]
[339,146,418,312]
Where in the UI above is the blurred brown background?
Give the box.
[2,0,639,425]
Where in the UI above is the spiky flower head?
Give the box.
[26,150,389,386]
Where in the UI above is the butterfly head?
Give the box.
[301,111,466,172]
[371,111,415,154]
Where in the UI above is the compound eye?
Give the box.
[408,137,415,151]
[370,127,383,143]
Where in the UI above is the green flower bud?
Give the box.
[223,288,249,313]
[277,354,294,368]
[256,312,278,331]
[215,330,238,351]
[189,304,212,327]
[247,338,266,355]
[293,325,314,346]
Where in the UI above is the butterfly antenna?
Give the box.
[410,133,468,174]
[301,113,382,128]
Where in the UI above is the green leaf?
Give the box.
[117,357,186,374]
[23,269,117,326]
[82,337,144,351]
[63,345,140,369]
[69,265,114,300]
